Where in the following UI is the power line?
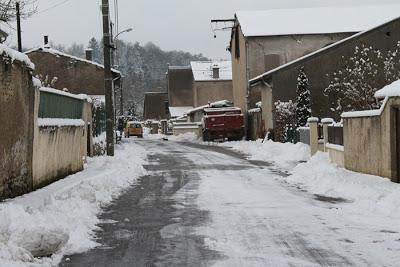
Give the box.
[37,0,73,14]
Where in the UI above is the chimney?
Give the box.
[212,64,220,79]
[85,49,93,61]
[43,35,50,48]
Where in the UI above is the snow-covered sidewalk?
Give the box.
[0,140,148,267]
[174,138,400,265]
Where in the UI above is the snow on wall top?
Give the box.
[190,61,232,81]
[236,5,400,37]
[0,43,35,69]
[25,46,121,75]
[374,80,400,98]
[40,87,91,102]
[169,106,193,118]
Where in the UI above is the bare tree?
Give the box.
[0,0,37,22]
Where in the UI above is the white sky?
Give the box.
[5,0,400,59]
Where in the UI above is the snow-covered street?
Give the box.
[49,138,400,267]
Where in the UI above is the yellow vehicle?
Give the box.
[125,121,143,138]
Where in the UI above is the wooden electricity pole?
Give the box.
[101,0,115,156]
[16,1,22,52]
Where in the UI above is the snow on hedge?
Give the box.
[222,140,310,169]
[286,152,400,218]
[0,141,148,267]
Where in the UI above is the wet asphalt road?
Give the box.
[59,139,360,267]
[60,140,246,267]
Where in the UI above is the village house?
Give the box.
[167,61,233,118]
[249,14,400,133]
[25,36,121,96]
[228,5,400,119]
[143,92,169,120]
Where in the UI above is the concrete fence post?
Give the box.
[321,118,334,152]
[308,117,319,156]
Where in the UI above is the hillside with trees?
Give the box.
[52,38,208,117]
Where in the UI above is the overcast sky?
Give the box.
[5,0,400,59]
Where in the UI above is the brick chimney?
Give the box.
[85,49,93,61]
[212,64,220,79]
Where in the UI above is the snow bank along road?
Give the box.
[61,139,400,267]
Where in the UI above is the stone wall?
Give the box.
[0,57,35,200]
[27,50,120,96]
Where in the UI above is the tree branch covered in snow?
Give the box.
[324,44,384,116]
[384,41,400,84]
[0,0,37,22]
[274,100,297,142]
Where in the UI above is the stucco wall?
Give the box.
[343,97,400,181]
[27,50,119,96]
[194,80,233,107]
[32,89,91,189]
[167,67,194,107]
[33,125,85,188]
[0,58,35,200]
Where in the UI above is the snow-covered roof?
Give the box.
[0,43,34,69]
[374,80,400,98]
[190,61,232,81]
[25,46,121,75]
[236,5,400,37]
[169,106,193,118]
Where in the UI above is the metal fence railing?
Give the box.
[328,126,344,146]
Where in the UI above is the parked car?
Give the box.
[202,107,244,142]
[125,121,143,138]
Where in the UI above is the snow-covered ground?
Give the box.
[0,140,147,267]
[163,137,400,265]
[220,139,310,169]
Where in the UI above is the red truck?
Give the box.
[202,107,245,142]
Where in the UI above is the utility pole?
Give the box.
[120,79,124,116]
[102,0,115,156]
[16,1,22,52]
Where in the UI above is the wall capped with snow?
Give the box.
[343,96,400,182]
[0,50,36,200]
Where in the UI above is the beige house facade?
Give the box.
[166,61,233,119]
